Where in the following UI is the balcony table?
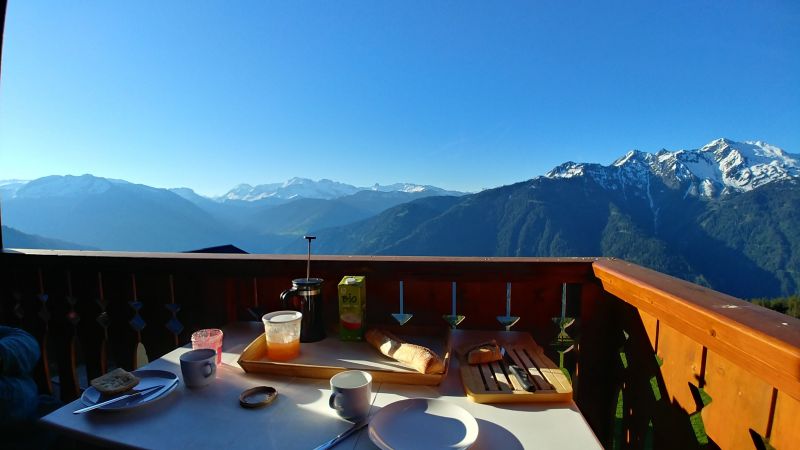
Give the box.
[40,322,601,449]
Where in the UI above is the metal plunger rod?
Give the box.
[304,235,316,280]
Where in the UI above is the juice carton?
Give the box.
[338,276,366,341]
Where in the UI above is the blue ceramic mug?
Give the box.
[329,370,372,420]
[180,348,217,388]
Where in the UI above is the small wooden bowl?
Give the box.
[239,386,278,409]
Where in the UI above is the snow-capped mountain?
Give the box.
[369,182,462,195]
[312,138,800,299]
[1,173,464,251]
[3,176,461,204]
[218,178,362,202]
[218,178,462,202]
[546,138,799,198]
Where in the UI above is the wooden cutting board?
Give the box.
[456,330,573,403]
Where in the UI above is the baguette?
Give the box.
[365,328,445,374]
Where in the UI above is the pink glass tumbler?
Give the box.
[191,328,223,365]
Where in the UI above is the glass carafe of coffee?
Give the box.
[280,277,326,342]
[280,236,326,342]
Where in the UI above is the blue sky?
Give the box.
[1,1,798,195]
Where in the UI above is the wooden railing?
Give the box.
[591,259,800,450]
[1,249,798,449]
[0,250,596,398]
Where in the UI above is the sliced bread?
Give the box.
[90,368,140,395]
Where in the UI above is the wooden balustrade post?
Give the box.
[129,273,148,369]
[96,272,109,374]
[34,268,53,394]
[165,274,182,347]
[56,270,81,401]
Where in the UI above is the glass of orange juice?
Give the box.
[262,311,302,361]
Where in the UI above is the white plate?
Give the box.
[81,369,179,411]
[368,398,479,450]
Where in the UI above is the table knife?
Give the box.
[501,346,535,392]
[312,420,369,450]
[149,377,179,401]
[73,384,165,414]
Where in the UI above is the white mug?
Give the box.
[329,370,372,420]
[180,348,217,388]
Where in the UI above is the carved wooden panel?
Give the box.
[657,323,703,413]
[638,310,658,352]
[574,290,622,447]
[770,390,800,449]
[702,351,773,450]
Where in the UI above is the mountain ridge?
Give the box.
[309,138,799,298]
[2,138,798,299]
[214,177,465,202]
[3,176,464,203]
[546,138,799,199]
[1,174,464,252]
[2,225,95,250]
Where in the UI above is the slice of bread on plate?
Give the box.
[90,368,140,395]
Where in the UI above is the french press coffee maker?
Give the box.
[280,236,326,342]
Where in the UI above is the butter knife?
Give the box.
[312,420,369,450]
[501,346,535,392]
[148,377,179,401]
[73,384,164,414]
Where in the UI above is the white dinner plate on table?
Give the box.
[368,398,479,450]
[80,369,179,411]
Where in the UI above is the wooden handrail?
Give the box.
[593,258,800,401]
[2,248,600,264]
[1,249,600,283]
